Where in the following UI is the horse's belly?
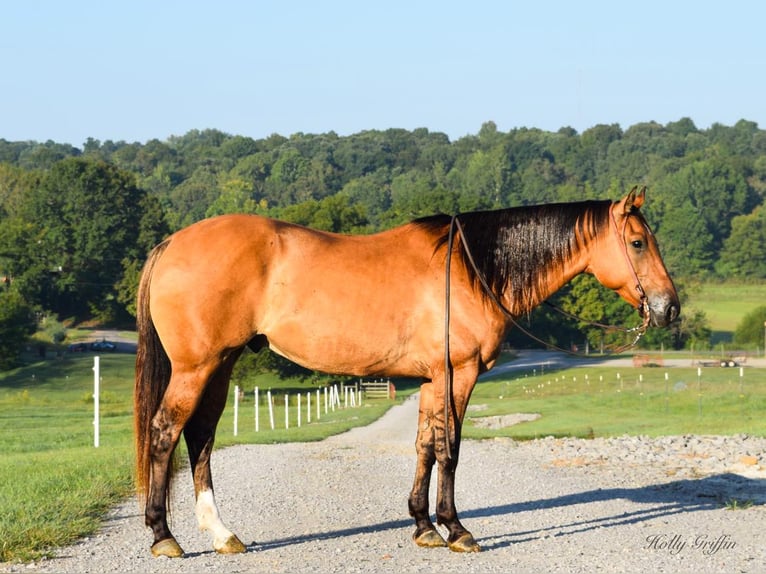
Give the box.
[264,325,425,378]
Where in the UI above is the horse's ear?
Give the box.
[622,185,646,213]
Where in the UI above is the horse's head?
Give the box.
[589,186,680,327]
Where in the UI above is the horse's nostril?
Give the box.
[667,304,679,323]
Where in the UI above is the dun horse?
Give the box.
[135,187,679,557]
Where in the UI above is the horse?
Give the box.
[134,186,679,557]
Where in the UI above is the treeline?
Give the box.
[1,118,765,363]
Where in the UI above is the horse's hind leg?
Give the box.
[184,351,247,554]
[408,382,447,548]
[146,371,204,558]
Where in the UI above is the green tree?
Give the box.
[458,147,510,210]
[166,167,220,230]
[0,163,38,218]
[205,177,260,217]
[669,306,711,350]
[231,346,314,385]
[17,158,164,321]
[656,200,717,277]
[17,141,80,170]
[0,288,36,368]
[229,152,272,203]
[734,305,766,348]
[656,158,757,272]
[265,147,310,206]
[277,194,368,233]
[115,193,170,318]
[577,123,623,185]
[340,169,392,228]
[555,275,637,352]
[388,171,458,223]
[716,207,766,278]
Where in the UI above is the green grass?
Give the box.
[0,355,136,562]
[465,364,766,439]
[685,281,766,343]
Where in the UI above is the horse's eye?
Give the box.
[631,240,643,249]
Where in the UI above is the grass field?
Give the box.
[466,363,766,439]
[685,281,766,344]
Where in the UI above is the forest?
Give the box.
[1,117,765,366]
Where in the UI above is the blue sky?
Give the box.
[3,1,764,147]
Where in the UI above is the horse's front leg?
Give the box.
[432,371,481,553]
[433,429,480,552]
[408,382,447,548]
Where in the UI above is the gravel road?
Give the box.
[5,393,765,574]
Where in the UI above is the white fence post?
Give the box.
[267,390,274,430]
[285,394,289,429]
[255,387,259,432]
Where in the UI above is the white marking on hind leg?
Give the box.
[195,489,236,550]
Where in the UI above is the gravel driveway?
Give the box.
[5,394,765,574]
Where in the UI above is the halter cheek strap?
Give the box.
[609,203,649,327]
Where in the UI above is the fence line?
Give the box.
[513,363,757,422]
[232,379,392,436]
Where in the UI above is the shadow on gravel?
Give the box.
[251,518,414,553]
[467,473,766,550]
[250,473,764,553]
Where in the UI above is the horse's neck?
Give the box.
[499,255,589,316]
[489,209,598,316]
[536,255,589,305]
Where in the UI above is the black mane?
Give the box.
[415,200,612,315]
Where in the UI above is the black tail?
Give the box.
[134,240,172,499]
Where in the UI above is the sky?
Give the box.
[3,1,765,147]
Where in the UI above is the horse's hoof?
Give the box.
[215,534,247,554]
[151,537,185,558]
[413,529,448,548]
[448,532,481,553]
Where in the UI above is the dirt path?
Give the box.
[4,394,765,574]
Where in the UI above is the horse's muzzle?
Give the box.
[643,296,680,328]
